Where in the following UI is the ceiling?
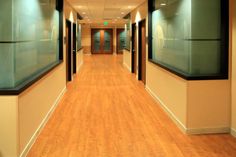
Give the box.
[68,0,145,23]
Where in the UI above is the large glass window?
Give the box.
[0,0,61,89]
[149,0,228,79]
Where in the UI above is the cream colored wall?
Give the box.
[123,49,131,71]
[0,96,18,157]
[64,0,77,23]
[187,81,231,132]
[77,49,84,72]
[82,25,91,54]
[130,2,147,24]
[18,64,66,154]
[231,0,236,137]
[146,64,188,129]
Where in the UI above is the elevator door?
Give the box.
[92,29,113,54]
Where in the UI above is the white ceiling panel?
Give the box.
[68,0,146,23]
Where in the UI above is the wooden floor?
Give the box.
[27,55,236,157]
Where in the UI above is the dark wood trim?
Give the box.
[124,48,130,52]
[66,20,72,82]
[73,23,77,74]
[131,23,137,74]
[147,0,229,80]
[0,61,63,95]
[0,40,34,43]
[77,47,83,53]
[59,8,64,60]
[138,19,146,84]
[77,13,83,20]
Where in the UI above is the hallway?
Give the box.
[27,55,236,157]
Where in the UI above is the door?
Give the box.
[73,23,77,74]
[132,23,137,74]
[117,29,126,54]
[66,20,72,82]
[138,20,146,84]
[91,29,113,54]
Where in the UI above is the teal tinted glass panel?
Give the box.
[77,23,82,50]
[119,30,126,51]
[0,0,59,89]
[94,31,101,52]
[152,0,222,76]
[104,30,111,52]
[0,44,15,88]
[125,22,131,50]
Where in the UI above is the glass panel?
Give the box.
[0,0,60,89]
[124,14,131,50]
[104,30,111,52]
[77,23,82,50]
[119,30,126,51]
[0,44,15,88]
[93,31,100,52]
[151,0,222,77]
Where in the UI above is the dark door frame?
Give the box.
[131,23,137,74]
[66,20,72,82]
[91,28,113,54]
[116,28,125,54]
[73,23,77,74]
[138,19,146,84]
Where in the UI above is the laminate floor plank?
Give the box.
[27,55,236,157]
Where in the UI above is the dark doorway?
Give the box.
[66,20,72,82]
[138,19,146,84]
[73,23,77,74]
[116,28,125,54]
[131,23,137,74]
[91,29,113,54]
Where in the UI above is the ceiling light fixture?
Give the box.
[160,3,166,6]
[82,12,86,14]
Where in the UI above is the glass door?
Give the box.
[117,29,126,54]
[92,30,101,53]
[92,29,113,54]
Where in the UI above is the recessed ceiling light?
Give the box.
[160,3,166,6]
[121,12,124,14]
[82,12,86,14]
